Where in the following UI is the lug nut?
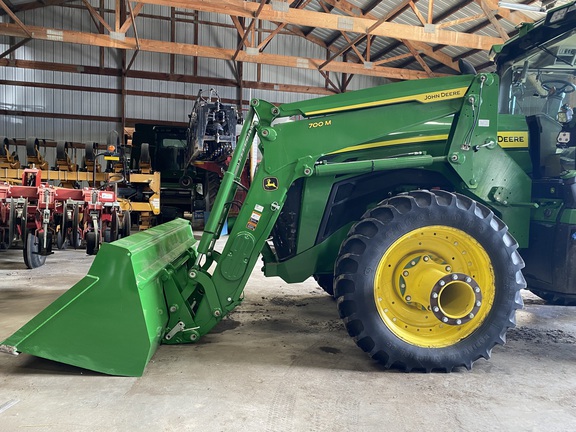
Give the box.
[452,274,459,280]
[432,292,438,299]
[403,271,409,277]
[442,317,449,323]
[405,296,412,302]
[423,256,429,262]
[433,306,440,312]
[456,319,462,325]
[445,266,452,272]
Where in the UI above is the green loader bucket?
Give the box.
[0,219,197,377]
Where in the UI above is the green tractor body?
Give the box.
[3,2,576,375]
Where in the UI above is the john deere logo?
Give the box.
[264,177,279,191]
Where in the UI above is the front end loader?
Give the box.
[3,2,576,375]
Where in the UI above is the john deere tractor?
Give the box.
[2,2,576,376]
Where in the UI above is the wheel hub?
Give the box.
[374,225,495,348]
[429,273,482,325]
[398,255,482,326]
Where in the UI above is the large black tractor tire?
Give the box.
[110,210,120,242]
[205,172,221,212]
[121,211,131,238]
[2,201,15,249]
[23,232,47,269]
[56,212,67,250]
[56,230,66,250]
[334,190,525,372]
[86,231,98,255]
[71,204,80,249]
[313,274,335,297]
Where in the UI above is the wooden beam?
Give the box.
[115,0,121,32]
[232,0,267,61]
[481,0,534,27]
[258,22,287,50]
[0,0,32,37]
[118,2,144,33]
[0,38,30,59]
[318,1,411,70]
[82,0,113,33]
[436,13,485,29]
[134,0,502,50]
[320,0,459,72]
[403,40,434,76]
[0,22,438,80]
[476,0,509,41]
[409,0,427,26]
[373,52,413,66]
[230,16,245,38]
[409,41,459,71]
[0,59,337,95]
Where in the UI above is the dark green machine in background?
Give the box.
[2,2,576,376]
[130,89,239,222]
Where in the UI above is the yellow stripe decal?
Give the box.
[305,87,469,116]
[328,134,449,155]
[328,131,530,154]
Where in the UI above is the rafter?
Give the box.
[476,0,509,41]
[318,0,412,70]
[119,3,144,34]
[232,0,267,60]
[403,40,434,76]
[0,21,440,81]
[0,37,31,59]
[436,13,485,29]
[427,0,434,24]
[133,0,502,50]
[482,0,534,27]
[409,0,427,26]
[373,52,413,66]
[82,0,112,33]
[0,0,536,84]
[0,0,32,37]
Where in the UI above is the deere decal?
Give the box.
[497,131,529,148]
[263,177,279,191]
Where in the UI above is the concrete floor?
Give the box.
[1,242,576,432]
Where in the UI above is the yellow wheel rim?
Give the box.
[374,225,495,348]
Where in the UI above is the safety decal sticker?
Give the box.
[263,177,279,191]
[247,204,264,231]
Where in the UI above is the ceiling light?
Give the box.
[498,1,546,12]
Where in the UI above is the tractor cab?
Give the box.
[495,3,576,175]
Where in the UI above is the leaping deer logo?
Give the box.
[264,177,279,191]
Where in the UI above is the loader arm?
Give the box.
[173,72,530,342]
[1,72,530,376]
